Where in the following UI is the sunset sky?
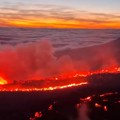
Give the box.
[0,0,120,28]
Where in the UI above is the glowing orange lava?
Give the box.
[0,77,8,85]
[104,106,108,111]
[58,67,120,78]
[0,67,120,92]
[0,82,88,92]
[95,103,102,108]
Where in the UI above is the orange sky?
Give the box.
[1,16,120,29]
[0,3,120,29]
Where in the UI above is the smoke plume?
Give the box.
[0,40,75,82]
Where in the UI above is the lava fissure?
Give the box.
[0,67,120,91]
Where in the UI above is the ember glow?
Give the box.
[95,103,102,108]
[100,92,118,97]
[104,106,108,111]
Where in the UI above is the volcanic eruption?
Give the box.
[0,38,120,91]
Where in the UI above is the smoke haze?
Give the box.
[0,37,120,83]
[0,40,75,82]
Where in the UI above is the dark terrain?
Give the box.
[0,73,120,120]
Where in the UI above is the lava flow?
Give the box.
[0,67,120,92]
[0,77,8,85]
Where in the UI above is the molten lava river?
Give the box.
[0,67,120,92]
